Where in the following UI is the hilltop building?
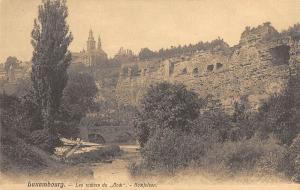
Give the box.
[113,47,137,63]
[72,30,108,66]
[0,59,31,84]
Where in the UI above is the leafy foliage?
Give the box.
[141,128,208,173]
[138,48,156,60]
[0,92,54,172]
[138,38,230,60]
[134,82,202,147]
[0,92,43,138]
[57,72,98,138]
[31,0,73,132]
[281,23,300,40]
[256,72,300,145]
[62,72,97,118]
[132,75,300,179]
[202,136,287,177]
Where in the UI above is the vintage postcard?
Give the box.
[1,0,300,189]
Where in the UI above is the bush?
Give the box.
[255,72,300,145]
[133,131,288,178]
[0,92,43,135]
[140,128,209,173]
[0,137,48,174]
[191,108,230,143]
[134,82,202,147]
[201,136,287,177]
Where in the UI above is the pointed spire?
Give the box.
[98,35,102,49]
[87,29,96,52]
[88,29,94,40]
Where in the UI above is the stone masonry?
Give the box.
[116,23,300,112]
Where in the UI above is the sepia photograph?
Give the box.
[1,0,300,189]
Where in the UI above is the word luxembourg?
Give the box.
[27,181,65,188]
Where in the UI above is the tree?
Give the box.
[31,0,73,138]
[134,82,202,147]
[62,72,97,120]
[57,72,97,138]
[256,71,300,145]
[138,48,155,60]
[4,56,20,73]
[281,23,300,40]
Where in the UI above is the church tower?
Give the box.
[97,36,102,50]
[83,29,108,67]
[87,30,96,52]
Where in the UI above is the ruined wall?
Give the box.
[116,24,300,111]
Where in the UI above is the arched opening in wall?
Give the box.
[193,68,199,74]
[122,67,128,76]
[216,63,223,69]
[88,134,106,144]
[207,64,214,72]
[182,68,187,74]
[270,45,290,65]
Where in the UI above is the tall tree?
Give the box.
[31,0,73,135]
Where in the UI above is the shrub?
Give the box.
[141,128,208,173]
[0,92,59,155]
[0,137,48,174]
[255,71,300,145]
[191,108,230,143]
[0,92,43,135]
[201,136,287,177]
[134,82,203,147]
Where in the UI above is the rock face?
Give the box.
[116,23,300,111]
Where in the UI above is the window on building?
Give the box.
[216,63,223,69]
[207,64,214,71]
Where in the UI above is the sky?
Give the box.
[1,0,300,63]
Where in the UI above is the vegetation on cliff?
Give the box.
[132,70,300,181]
[138,38,230,61]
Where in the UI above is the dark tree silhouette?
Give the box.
[31,0,73,137]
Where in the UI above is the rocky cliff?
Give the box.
[116,23,300,111]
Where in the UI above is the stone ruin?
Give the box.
[115,23,300,112]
